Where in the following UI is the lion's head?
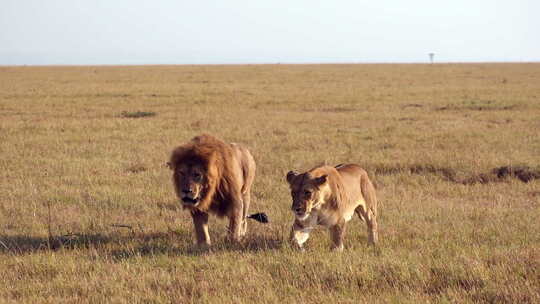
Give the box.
[173,161,207,206]
[168,138,221,211]
[286,171,330,220]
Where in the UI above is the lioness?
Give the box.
[168,134,257,246]
[286,164,378,251]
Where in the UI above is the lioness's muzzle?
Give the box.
[293,206,308,219]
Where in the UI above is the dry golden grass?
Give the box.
[1,63,539,303]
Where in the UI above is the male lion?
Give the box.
[168,134,258,247]
[286,164,378,251]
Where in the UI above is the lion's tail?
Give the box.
[360,170,378,217]
[247,212,269,223]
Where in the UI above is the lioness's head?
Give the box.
[286,171,329,221]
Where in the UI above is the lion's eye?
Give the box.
[193,173,202,181]
[304,190,311,196]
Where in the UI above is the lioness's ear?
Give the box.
[166,162,173,170]
[286,171,298,184]
[314,174,328,186]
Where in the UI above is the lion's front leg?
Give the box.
[290,220,311,251]
[191,210,211,247]
[329,220,346,251]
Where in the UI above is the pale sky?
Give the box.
[1,0,539,65]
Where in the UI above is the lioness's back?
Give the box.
[334,164,364,198]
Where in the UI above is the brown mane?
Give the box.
[169,134,241,216]
[308,165,349,209]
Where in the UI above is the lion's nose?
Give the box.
[294,207,303,213]
[182,189,193,195]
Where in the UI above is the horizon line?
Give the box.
[1,60,539,67]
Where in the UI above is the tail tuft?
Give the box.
[247,212,269,223]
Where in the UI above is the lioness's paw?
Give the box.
[331,245,344,252]
[290,243,306,252]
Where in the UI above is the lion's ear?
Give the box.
[314,174,328,186]
[286,171,298,184]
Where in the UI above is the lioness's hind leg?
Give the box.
[355,205,366,222]
[359,170,378,245]
[356,206,378,245]
[366,209,378,245]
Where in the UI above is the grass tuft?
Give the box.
[120,110,157,118]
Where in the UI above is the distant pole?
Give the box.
[429,53,435,64]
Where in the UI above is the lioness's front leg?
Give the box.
[191,210,211,247]
[329,220,346,251]
[290,220,311,251]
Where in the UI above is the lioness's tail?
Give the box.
[247,212,269,223]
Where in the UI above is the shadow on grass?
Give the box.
[1,231,284,259]
[109,233,284,261]
[371,163,540,184]
[0,233,114,254]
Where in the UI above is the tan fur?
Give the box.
[287,164,378,251]
[169,134,256,246]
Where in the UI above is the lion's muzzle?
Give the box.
[180,189,200,205]
[181,197,199,205]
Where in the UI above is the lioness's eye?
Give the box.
[193,173,202,181]
[304,190,311,196]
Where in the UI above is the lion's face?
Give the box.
[286,171,328,221]
[173,162,207,207]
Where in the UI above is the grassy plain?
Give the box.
[0,63,539,303]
